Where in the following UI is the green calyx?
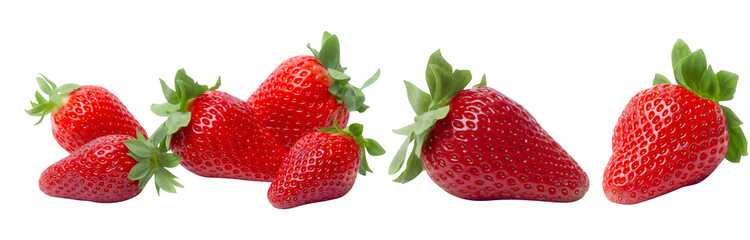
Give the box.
[124,128,183,194]
[389,50,482,183]
[25,74,80,125]
[126,68,221,194]
[307,31,380,113]
[653,39,747,163]
[319,122,385,176]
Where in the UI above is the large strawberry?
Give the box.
[247,32,380,149]
[268,123,384,209]
[149,69,287,182]
[390,50,589,202]
[26,75,147,152]
[603,39,747,204]
[39,134,144,203]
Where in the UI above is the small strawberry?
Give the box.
[268,123,384,209]
[26,75,147,153]
[247,32,380,149]
[39,134,143,203]
[603,39,747,204]
[390,50,589,202]
[149,69,287,182]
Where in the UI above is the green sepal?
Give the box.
[125,126,184,195]
[653,73,671,86]
[318,122,385,176]
[308,31,379,113]
[389,50,480,183]
[658,39,746,163]
[26,74,80,126]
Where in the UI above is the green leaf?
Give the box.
[317,33,341,70]
[55,84,80,94]
[413,106,450,135]
[404,80,431,115]
[138,172,153,190]
[431,68,472,108]
[159,153,181,168]
[722,105,747,163]
[128,162,151,180]
[49,93,62,107]
[678,49,707,91]
[671,39,691,71]
[124,139,153,158]
[359,151,372,175]
[389,134,414,175]
[716,70,738,101]
[155,169,177,194]
[151,103,180,117]
[347,123,363,137]
[328,68,351,82]
[150,125,168,146]
[474,74,487,88]
[174,68,195,84]
[37,77,52,95]
[698,65,720,100]
[393,123,415,136]
[425,50,453,96]
[364,138,385,156]
[393,150,424,183]
[361,69,380,89]
[210,76,222,90]
[166,111,191,134]
[722,105,742,127]
[159,79,179,104]
[653,73,671,86]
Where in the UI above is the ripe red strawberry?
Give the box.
[151,69,287,182]
[603,39,747,204]
[26,75,147,153]
[390,50,589,202]
[39,134,143,203]
[268,123,384,209]
[248,32,380,149]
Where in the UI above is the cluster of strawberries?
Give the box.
[29,36,746,207]
[28,32,383,208]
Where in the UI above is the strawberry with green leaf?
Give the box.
[26,75,146,153]
[247,32,380,149]
[603,39,747,204]
[268,122,384,209]
[150,69,288,181]
[390,50,589,202]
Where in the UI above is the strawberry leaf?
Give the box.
[365,138,386,156]
[671,39,691,72]
[159,79,179,104]
[404,80,431,115]
[717,70,738,101]
[165,111,191,135]
[413,106,450,135]
[473,74,487,88]
[55,84,80,94]
[37,76,52,95]
[723,105,747,163]
[678,49,707,91]
[393,150,424,183]
[653,73,671,86]
[361,69,381,89]
[698,65,720,101]
[26,74,80,126]
[389,134,414,175]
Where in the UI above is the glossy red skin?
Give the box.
[39,135,142,203]
[171,91,287,182]
[52,85,146,153]
[247,55,349,150]
[268,132,360,209]
[603,84,728,204]
[421,86,589,202]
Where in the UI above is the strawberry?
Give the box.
[39,134,143,203]
[268,123,384,209]
[247,32,380,149]
[390,50,589,202]
[26,75,147,153]
[603,39,747,204]
[149,69,287,182]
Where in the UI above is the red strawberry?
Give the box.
[26,75,147,152]
[268,123,384,209]
[151,69,287,182]
[603,39,747,204]
[390,50,589,202]
[248,32,380,149]
[39,134,143,203]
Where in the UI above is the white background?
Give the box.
[2,0,749,239]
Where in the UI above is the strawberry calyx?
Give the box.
[307,31,380,113]
[25,74,80,125]
[389,50,480,183]
[124,128,183,194]
[653,39,747,163]
[126,68,221,194]
[319,121,386,175]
